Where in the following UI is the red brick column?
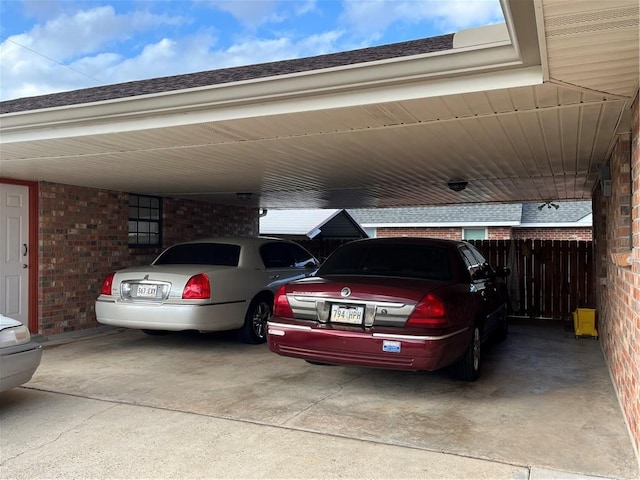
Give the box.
[594,91,640,462]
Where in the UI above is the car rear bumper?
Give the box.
[267,321,469,371]
[95,298,247,332]
[0,341,43,392]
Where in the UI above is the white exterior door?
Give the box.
[0,183,30,325]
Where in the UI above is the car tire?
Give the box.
[238,296,271,344]
[141,329,171,336]
[454,325,482,382]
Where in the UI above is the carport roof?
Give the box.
[1,0,638,209]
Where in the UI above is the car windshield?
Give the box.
[153,243,241,266]
[317,243,452,281]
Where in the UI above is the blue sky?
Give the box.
[0,0,504,101]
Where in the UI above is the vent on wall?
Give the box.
[599,165,611,197]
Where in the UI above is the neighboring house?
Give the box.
[349,201,592,241]
[259,209,367,241]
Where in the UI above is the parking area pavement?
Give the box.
[1,321,638,479]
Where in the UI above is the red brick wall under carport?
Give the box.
[37,181,257,336]
[593,91,640,463]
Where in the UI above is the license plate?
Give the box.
[383,340,401,353]
[136,284,158,297]
[331,305,364,324]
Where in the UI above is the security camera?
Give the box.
[447,180,468,192]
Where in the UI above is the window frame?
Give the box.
[462,227,487,241]
[128,194,162,247]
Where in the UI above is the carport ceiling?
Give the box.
[1,0,638,209]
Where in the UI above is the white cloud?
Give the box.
[0,5,189,100]
[340,0,503,39]
[0,25,347,101]
[207,0,283,29]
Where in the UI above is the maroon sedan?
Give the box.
[267,238,509,381]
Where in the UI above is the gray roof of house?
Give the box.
[0,35,453,114]
[349,204,524,225]
[260,209,367,239]
[349,201,593,226]
[520,201,592,224]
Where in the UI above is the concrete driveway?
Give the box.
[1,321,637,479]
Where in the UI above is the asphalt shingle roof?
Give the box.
[521,201,592,224]
[0,35,454,114]
[349,204,524,225]
[349,201,592,226]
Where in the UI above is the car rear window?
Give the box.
[317,243,452,281]
[153,243,241,266]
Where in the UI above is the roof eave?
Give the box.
[1,4,544,144]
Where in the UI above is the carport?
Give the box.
[1,0,639,471]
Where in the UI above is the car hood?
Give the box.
[285,275,450,303]
[0,314,23,330]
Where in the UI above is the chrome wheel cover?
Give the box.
[252,302,270,339]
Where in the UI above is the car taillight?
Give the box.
[406,293,447,327]
[100,272,115,295]
[273,285,294,318]
[182,273,211,299]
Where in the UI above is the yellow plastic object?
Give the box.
[573,308,598,339]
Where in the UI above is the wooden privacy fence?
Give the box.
[299,238,594,321]
[469,239,594,320]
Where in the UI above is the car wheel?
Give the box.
[239,296,271,344]
[454,325,482,382]
[141,329,171,336]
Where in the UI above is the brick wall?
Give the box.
[488,227,512,240]
[593,91,639,462]
[376,227,463,239]
[37,182,257,336]
[512,227,592,241]
[375,226,587,240]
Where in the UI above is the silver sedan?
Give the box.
[96,237,319,343]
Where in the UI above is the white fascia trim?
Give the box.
[1,41,542,143]
[520,222,593,228]
[360,222,521,228]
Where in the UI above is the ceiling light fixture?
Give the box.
[538,201,560,210]
[447,180,468,192]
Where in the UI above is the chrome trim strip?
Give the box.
[267,322,312,331]
[290,295,405,308]
[372,328,468,341]
[266,322,468,341]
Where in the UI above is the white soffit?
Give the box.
[540,0,639,98]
